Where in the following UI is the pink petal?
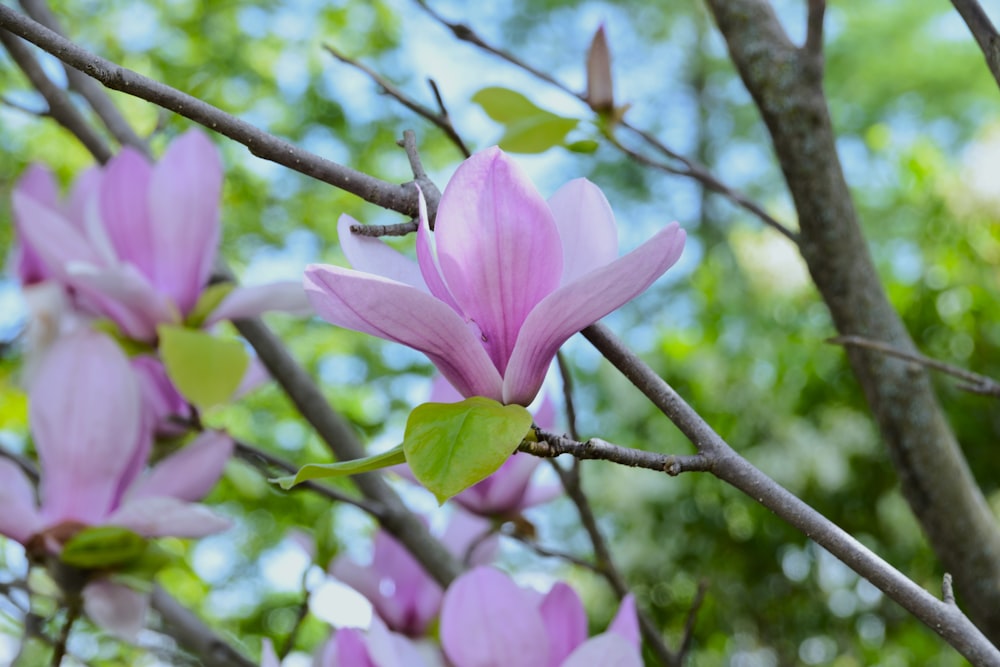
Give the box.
[416,190,461,311]
[540,583,588,667]
[334,628,379,667]
[434,148,563,373]
[547,179,619,284]
[305,264,503,400]
[128,431,233,502]
[441,511,497,565]
[260,639,281,667]
[98,147,156,278]
[0,459,42,543]
[503,223,685,405]
[107,496,231,538]
[455,454,539,516]
[12,165,60,284]
[82,580,149,641]
[233,354,270,399]
[608,594,640,646]
[440,566,548,667]
[131,356,191,436]
[11,189,104,285]
[339,214,427,290]
[205,282,312,325]
[30,331,142,525]
[560,634,642,667]
[67,263,179,341]
[148,130,223,316]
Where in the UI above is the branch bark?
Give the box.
[704,0,1000,642]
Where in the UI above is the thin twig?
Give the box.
[427,78,471,157]
[503,531,602,574]
[556,351,580,442]
[524,431,712,474]
[323,42,469,159]
[0,5,424,217]
[49,596,81,667]
[349,220,419,237]
[677,580,709,663]
[279,584,311,659]
[951,0,1000,92]
[829,335,1000,397]
[413,0,797,242]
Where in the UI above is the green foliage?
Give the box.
[403,398,533,503]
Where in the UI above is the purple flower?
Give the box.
[304,147,685,406]
[11,130,308,343]
[261,617,439,667]
[440,566,641,667]
[0,330,232,548]
[331,512,496,638]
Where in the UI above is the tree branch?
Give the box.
[705,0,1000,643]
[581,322,1000,665]
[951,0,1000,92]
[150,586,255,667]
[0,5,426,218]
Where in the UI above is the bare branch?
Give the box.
[0,5,423,217]
[829,335,1000,397]
[951,0,1000,92]
[17,0,150,155]
[324,43,470,159]
[803,0,826,66]
[151,587,255,667]
[581,322,1000,665]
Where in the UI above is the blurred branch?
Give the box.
[0,29,112,162]
[150,587,255,667]
[951,0,1000,92]
[232,439,387,517]
[0,5,428,219]
[580,322,1000,665]
[829,335,1000,397]
[323,43,470,158]
[706,0,1000,643]
[412,0,796,241]
[17,0,150,156]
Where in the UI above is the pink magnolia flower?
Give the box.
[305,147,685,406]
[331,512,496,638]
[11,129,308,344]
[440,566,641,667]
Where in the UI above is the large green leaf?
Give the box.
[158,325,249,410]
[60,526,148,569]
[403,398,533,503]
[272,444,407,489]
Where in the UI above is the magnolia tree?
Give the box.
[1,0,1000,665]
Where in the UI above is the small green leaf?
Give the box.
[472,86,547,123]
[60,526,147,569]
[158,325,249,410]
[500,116,580,154]
[185,282,236,328]
[403,398,533,503]
[272,444,407,489]
[564,139,600,154]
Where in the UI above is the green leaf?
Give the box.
[472,86,581,154]
[500,116,580,154]
[272,444,407,489]
[472,86,547,123]
[158,325,249,410]
[185,282,236,328]
[60,526,148,569]
[564,139,600,154]
[403,398,533,503]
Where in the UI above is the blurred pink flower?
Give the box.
[331,512,495,638]
[11,130,308,343]
[305,147,685,406]
[261,617,440,667]
[440,566,641,667]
